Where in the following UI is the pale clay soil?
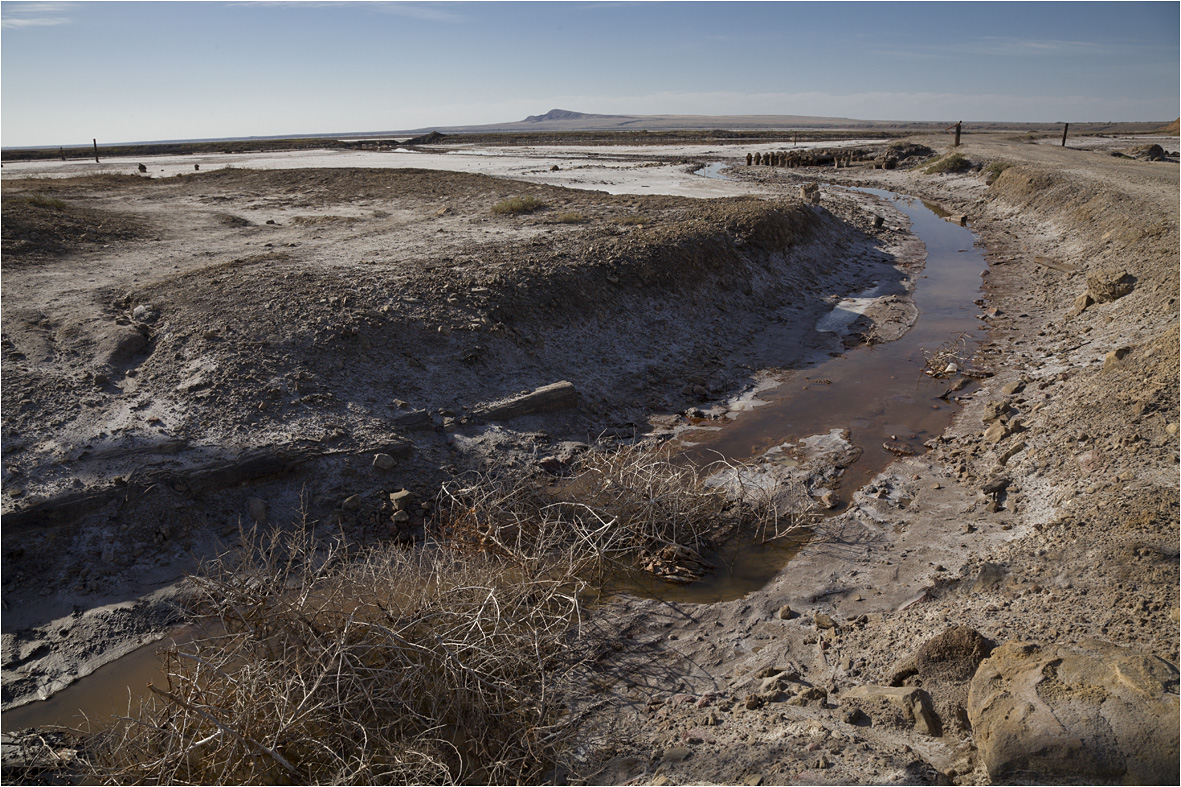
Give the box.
[1,133,1178,784]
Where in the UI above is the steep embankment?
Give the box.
[577,137,1179,786]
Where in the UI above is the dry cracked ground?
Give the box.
[1,133,1177,784]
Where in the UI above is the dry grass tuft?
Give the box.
[92,519,586,785]
[491,196,546,215]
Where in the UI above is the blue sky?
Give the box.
[2,1,1177,147]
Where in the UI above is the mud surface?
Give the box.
[2,133,1178,784]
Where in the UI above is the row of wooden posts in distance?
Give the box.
[746,150,857,168]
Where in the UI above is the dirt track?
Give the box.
[2,133,1178,784]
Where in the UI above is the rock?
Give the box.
[814,612,837,630]
[246,496,267,523]
[372,453,397,471]
[842,685,941,736]
[889,627,995,734]
[786,686,827,707]
[744,694,764,710]
[1086,270,1135,303]
[388,489,413,511]
[983,422,1008,444]
[1070,292,1094,316]
[473,380,578,421]
[1102,346,1132,372]
[661,746,692,763]
[842,707,868,725]
[1000,380,1025,396]
[968,640,1180,784]
[131,304,159,323]
[997,441,1026,467]
[390,408,432,431]
[341,495,362,511]
[777,604,795,620]
[982,400,1009,422]
[96,324,149,368]
[971,562,1006,593]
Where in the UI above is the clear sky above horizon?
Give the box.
[2,1,1178,147]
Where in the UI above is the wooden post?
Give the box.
[954,122,961,147]
[93,139,99,163]
[1061,123,1069,147]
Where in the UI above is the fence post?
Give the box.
[93,139,99,163]
[1061,123,1069,147]
[954,122,961,147]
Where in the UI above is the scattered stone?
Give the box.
[1086,269,1135,303]
[814,612,837,630]
[744,693,764,710]
[971,562,1006,593]
[1070,292,1094,316]
[889,627,995,734]
[968,640,1180,784]
[983,422,1008,444]
[372,453,397,471]
[1102,346,1132,372]
[661,746,692,763]
[842,685,940,736]
[341,494,362,511]
[473,380,578,421]
[777,604,795,620]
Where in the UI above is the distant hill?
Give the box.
[390,111,1171,138]
[408,109,876,135]
[522,109,630,123]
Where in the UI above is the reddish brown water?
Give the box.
[644,188,988,603]
[1,626,199,733]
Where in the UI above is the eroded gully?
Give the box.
[2,186,989,733]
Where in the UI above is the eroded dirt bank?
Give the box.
[1,166,909,715]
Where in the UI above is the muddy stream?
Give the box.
[2,186,988,734]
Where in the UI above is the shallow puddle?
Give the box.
[1,627,199,733]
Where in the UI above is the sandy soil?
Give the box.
[2,132,1177,784]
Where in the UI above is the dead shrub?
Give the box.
[433,443,816,584]
[92,520,586,785]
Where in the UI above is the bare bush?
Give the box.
[91,446,816,783]
[92,521,586,785]
[434,443,816,584]
[920,332,988,379]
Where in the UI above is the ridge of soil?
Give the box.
[1,165,909,715]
